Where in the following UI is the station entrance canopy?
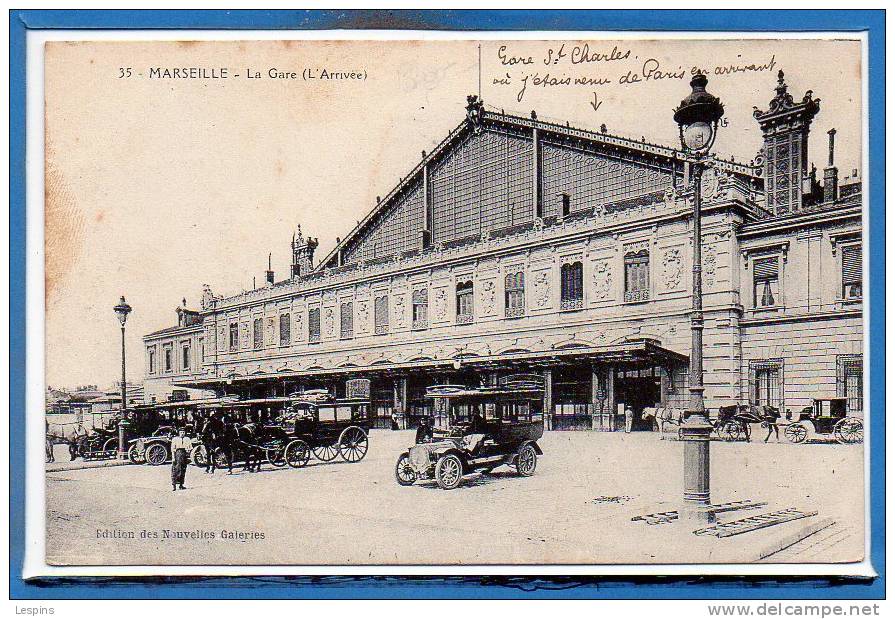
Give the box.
[173,337,688,390]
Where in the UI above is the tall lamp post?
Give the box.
[113,296,132,459]
[673,73,724,524]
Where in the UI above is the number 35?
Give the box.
[118,67,132,78]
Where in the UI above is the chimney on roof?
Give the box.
[823,128,839,203]
[265,253,275,285]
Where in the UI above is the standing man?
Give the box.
[624,405,634,434]
[170,427,193,491]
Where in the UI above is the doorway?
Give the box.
[614,366,662,431]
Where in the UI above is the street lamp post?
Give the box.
[673,73,724,524]
[113,296,132,459]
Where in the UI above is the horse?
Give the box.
[197,414,226,474]
[643,407,686,439]
[217,421,262,473]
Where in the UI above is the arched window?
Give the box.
[560,261,583,310]
[504,271,525,318]
[456,281,474,324]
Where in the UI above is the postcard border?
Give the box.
[9,8,886,600]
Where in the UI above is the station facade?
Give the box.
[143,72,864,430]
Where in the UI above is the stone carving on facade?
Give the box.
[662,248,683,291]
[433,288,448,320]
[357,301,370,334]
[703,244,718,287]
[592,260,612,300]
[266,317,276,345]
[533,271,551,308]
[480,281,496,316]
[394,294,406,327]
[294,312,304,340]
[201,284,214,309]
[324,307,335,337]
[465,94,484,132]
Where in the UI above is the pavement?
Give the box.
[45,444,131,472]
[44,430,864,566]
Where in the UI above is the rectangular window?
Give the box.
[308,308,321,344]
[624,251,650,303]
[561,261,584,310]
[181,343,190,371]
[340,302,354,339]
[412,289,428,330]
[841,245,862,300]
[504,271,525,318]
[561,193,571,218]
[753,256,779,308]
[750,360,783,410]
[253,317,263,349]
[164,347,173,373]
[279,313,291,346]
[229,322,238,351]
[148,348,156,374]
[456,281,474,324]
[374,296,389,335]
[837,355,863,413]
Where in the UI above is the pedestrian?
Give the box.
[624,405,634,433]
[170,427,193,491]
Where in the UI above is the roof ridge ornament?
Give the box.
[753,69,819,119]
[466,94,484,133]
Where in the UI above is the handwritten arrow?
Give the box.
[590,92,603,112]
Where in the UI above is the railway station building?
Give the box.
[143,72,864,431]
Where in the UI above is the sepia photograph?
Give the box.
[30,31,871,575]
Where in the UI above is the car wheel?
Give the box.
[516,444,537,477]
[395,453,416,486]
[127,443,145,464]
[435,454,463,490]
[145,443,168,465]
[834,418,863,444]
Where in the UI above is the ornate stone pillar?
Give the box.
[542,368,553,431]
[393,377,408,429]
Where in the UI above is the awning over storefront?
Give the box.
[173,337,687,390]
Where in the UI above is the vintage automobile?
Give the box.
[394,374,545,490]
[783,397,863,444]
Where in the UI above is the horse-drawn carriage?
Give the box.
[73,420,121,461]
[394,375,545,490]
[713,404,780,442]
[783,397,863,444]
[278,390,371,468]
[187,390,371,472]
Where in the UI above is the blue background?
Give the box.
[9,9,885,600]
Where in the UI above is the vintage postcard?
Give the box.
[33,33,868,575]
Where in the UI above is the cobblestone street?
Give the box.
[45,430,864,566]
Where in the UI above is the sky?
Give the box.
[43,37,863,388]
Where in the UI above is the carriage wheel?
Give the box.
[190,445,207,468]
[285,440,311,468]
[435,454,464,490]
[338,427,369,463]
[266,446,287,468]
[721,421,741,442]
[127,443,145,464]
[394,453,416,486]
[312,444,339,462]
[213,448,230,469]
[103,437,119,455]
[145,443,168,465]
[516,444,538,477]
[834,418,864,444]
[784,422,808,444]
